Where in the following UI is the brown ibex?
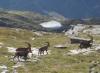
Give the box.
[13,42,32,61]
[79,35,93,49]
[38,42,50,55]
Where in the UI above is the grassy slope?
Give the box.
[0,27,100,73]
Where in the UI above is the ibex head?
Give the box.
[25,42,32,53]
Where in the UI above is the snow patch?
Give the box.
[31,48,39,56]
[0,65,7,69]
[40,20,62,28]
[95,45,100,50]
[67,48,94,55]
[31,37,35,40]
[7,47,16,53]
[0,42,4,45]
[0,65,8,73]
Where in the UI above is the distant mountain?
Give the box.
[0,0,100,18]
[0,10,68,32]
[0,10,100,32]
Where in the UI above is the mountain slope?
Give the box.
[0,10,100,33]
[0,10,68,32]
[0,27,100,73]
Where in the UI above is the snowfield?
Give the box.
[40,20,62,28]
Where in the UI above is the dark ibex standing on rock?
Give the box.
[38,42,50,55]
[79,35,93,49]
[13,42,32,61]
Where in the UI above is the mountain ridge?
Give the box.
[0,10,100,32]
[0,0,100,18]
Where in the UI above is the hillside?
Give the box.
[0,27,100,73]
[0,10,68,32]
[0,10,50,31]
[0,10,100,33]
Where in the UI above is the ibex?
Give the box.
[13,42,32,61]
[38,42,50,55]
[79,35,93,49]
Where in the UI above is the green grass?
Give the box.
[0,27,100,73]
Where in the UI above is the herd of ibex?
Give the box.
[13,42,50,61]
[13,34,93,61]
